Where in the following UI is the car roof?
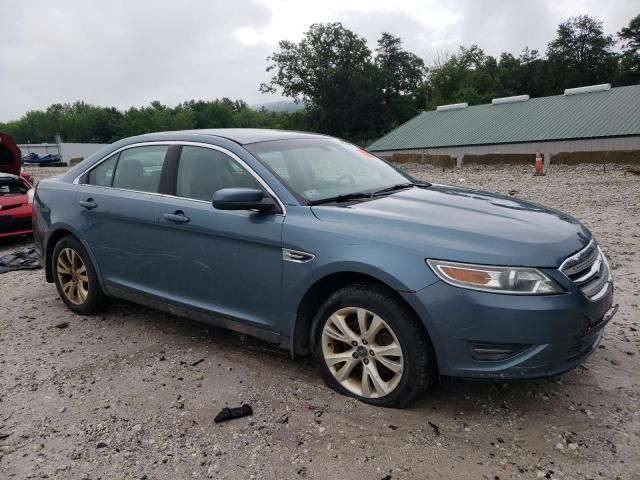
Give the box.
[134,128,328,145]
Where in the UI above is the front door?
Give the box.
[158,145,284,332]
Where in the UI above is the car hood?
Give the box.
[0,194,28,210]
[310,185,591,268]
[0,133,22,176]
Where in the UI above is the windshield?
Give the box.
[0,177,28,196]
[246,138,412,203]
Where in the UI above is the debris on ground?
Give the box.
[0,247,41,274]
[428,421,441,435]
[214,404,253,423]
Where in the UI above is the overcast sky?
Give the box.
[1,0,637,121]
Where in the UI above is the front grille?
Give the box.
[560,240,611,301]
[0,216,32,233]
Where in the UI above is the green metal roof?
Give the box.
[368,84,640,151]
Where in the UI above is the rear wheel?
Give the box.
[52,235,108,315]
[313,284,436,408]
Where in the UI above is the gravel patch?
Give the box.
[1,164,639,479]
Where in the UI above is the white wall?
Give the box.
[17,143,107,164]
[373,136,640,168]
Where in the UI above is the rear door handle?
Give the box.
[163,212,190,224]
[78,199,97,209]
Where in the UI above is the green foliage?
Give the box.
[546,15,617,89]
[619,14,640,55]
[261,23,429,144]
[617,14,640,85]
[0,99,308,144]
[375,33,428,133]
[261,22,378,142]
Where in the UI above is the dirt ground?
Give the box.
[1,164,639,480]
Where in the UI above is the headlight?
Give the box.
[426,259,564,295]
[27,188,35,205]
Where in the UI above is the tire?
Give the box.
[312,283,436,408]
[52,235,109,315]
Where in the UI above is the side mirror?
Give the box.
[212,188,277,212]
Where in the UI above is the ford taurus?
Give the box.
[32,129,616,407]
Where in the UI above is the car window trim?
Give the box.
[73,141,286,216]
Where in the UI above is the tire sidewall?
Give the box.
[312,285,430,407]
[52,236,105,315]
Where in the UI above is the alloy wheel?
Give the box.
[321,307,404,398]
[56,247,89,305]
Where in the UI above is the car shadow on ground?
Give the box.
[103,297,593,416]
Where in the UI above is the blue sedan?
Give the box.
[32,129,616,407]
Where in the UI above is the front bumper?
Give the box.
[402,275,615,380]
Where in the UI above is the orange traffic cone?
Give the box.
[534,151,545,176]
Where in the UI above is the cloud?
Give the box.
[0,0,276,121]
[1,0,637,122]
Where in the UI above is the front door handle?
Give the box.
[78,199,97,209]
[163,212,190,224]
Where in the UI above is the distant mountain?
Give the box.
[251,100,305,113]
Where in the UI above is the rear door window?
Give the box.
[112,146,168,193]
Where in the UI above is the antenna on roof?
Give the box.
[492,94,530,105]
[564,84,611,96]
[436,102,468,112]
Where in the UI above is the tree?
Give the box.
[617,14,640,85]
[260,22,377,142]
[375,33,427,131]
[619,14,640,56]
[427,46,507,108]
[546,15,617,89]
[0,100,310,144]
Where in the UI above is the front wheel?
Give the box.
[52,235,108,315]
[313,284,436,408]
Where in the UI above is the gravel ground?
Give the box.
[1,164,639,480]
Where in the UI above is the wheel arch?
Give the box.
[44,226,103,290]
[290,271,434,360]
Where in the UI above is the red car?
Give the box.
[0,132,32,183]
[0,133,34,238]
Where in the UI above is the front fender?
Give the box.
[281,207,440,321]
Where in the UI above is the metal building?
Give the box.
[367,84,640,167]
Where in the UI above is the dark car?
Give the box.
[32,129,616,407]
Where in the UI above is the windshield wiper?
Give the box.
[373,182,431,197]
[307,192,373,206]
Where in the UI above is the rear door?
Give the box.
[76,144,171,297]
[157,144,284,332]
